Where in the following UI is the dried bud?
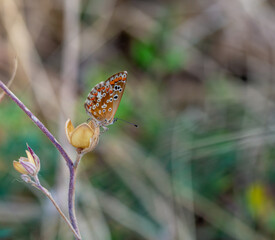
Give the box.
[65,119,100,154]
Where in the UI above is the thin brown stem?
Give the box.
[74,153,82,170]
[0,58,17,102]
[68,153,83,237]
[0,81,82,238]
[43,189,81,239]
[68,168,79,235]
[33,176,81,240]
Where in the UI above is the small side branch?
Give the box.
[33,176,81,240]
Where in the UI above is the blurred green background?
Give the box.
[1,0,275,239]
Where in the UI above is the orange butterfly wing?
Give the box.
[84,71,128,126]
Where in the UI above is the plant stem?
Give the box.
[68,167,79,235]
[74,153,82,169]
[68,153,83,236]
[0,81,81,237]
[34,176,81,240]
[0,80,74,168]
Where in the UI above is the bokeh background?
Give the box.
[1,0,275,239]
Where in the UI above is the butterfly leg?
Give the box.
[101,126,109,133]
[86,117,93,123]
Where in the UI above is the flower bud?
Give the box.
[13,147,40,177]
[65,119,100,153]
[27,144,40,172]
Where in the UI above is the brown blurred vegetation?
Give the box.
[1,0,275,239]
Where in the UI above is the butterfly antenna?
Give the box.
[114,118,138,128]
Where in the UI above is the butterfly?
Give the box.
[84,71,128,131]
